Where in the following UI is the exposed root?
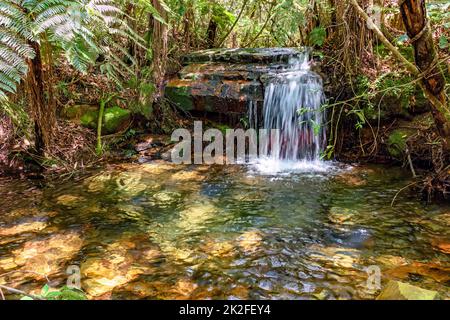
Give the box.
[421,165,450,202]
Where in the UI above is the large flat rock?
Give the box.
[165,48,307,121]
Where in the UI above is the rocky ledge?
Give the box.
[164,48,308,123]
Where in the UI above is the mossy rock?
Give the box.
[61,104,98,121]
[80,109,99,129]
[165,86,194,111]
[80,106,131,134]
[377,280,440,300]
[387,129,410,158]
[103,106,131,134]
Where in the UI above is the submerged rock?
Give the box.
[385,261,450,283]
[238,230,263,254]
[115,171,147,197]
[376,255,409,268]
[308,244,361,270]
[153,191,181,204]
[0,257,17,272]
[377,280,440,300]
[0,221,47,236]
[171,279,198,299]
[322,228,373,249]
[328,207,358,225]
[140,162,176,175]
[201,240,235,258]
[84,172,112,193]
[170,170,205,182]
[56,194,86,207]
[81,235,161,298]
[11,231,83,276]
[335,172,367,187]
[177,201,217,230]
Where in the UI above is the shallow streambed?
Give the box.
[0,162,449,299]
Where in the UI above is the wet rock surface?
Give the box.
[377,280,440,300]
[165,48,309,119]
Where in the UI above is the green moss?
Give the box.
[80,106,131,134]
[378,75,414,107]
[215,123,231,135]
[80,109,99,129]
[387,130,409,158]
[103,106,131,134]
[165,86,194,111]
[62,105,98,121]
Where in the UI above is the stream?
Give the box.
[0,161,449,299]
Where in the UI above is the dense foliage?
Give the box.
[0,0,448,174]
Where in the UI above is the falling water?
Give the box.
[250,50,328,173]
[248,100,258,130]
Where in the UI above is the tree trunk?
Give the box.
[206,19,218,48]
[25,40,56,155]
[350,0,450,147]
[183,3,193,49]
[399,0,450,142]
[152,0,168,100]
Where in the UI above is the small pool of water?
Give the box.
[0,161,449,299]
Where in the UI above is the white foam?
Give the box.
[249,157,334,175]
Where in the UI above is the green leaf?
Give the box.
[41,284,50,296]
[309,27,326,47]
[20,296,34,300]
[58,287,87,300]
[439,35,448,49]
[45,291,63,299]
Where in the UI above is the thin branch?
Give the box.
[244,1,276,47]
[218,0,249,47]
[391,182,418,207]
[0,284,45,300]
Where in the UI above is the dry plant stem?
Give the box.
[245,2,276,47]
[152,0,169,99]
[218,0,249,47]
[0,284,45,300]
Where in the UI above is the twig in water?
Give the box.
[391,182,418,207]
[406,147,417,178]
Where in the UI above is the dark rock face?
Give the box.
[165,48,307,120]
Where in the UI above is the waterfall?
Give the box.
[248,100,258,130]
[259,50,326,162]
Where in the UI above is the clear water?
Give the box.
[0,162,449,300]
